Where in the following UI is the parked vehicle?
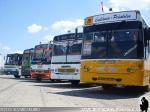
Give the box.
[31,43,53,81]
[80,10,150,91]
[51,32,83,85]
[4,53,22,78]
[21,48,34,78]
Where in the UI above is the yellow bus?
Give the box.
[80,10,150,91]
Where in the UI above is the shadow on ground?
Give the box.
[0,75,148,100]
[33,81,147,100]
[49,86,147,100]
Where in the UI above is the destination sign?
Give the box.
[93,11,137,24]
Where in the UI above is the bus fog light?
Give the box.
[76,69,79,73]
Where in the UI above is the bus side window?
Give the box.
[148,28,150,53]
[144,28,150,59]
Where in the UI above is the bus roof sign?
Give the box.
[93,11,138,25]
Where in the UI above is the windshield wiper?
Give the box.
[124,44,137,57]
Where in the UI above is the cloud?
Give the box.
[0,43,12,67]
[109,0,150,11]
[11,50,23,54]
[0,42,24,67]
[3,46,11,52]
[0,42,23,55]
[0,43,11,53]
[51,19,84,34]
[41,35,54,43]
[27,24,43,33]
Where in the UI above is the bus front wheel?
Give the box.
[71,80,79,86]
[36,78,42,82]
[143,85,150,92]
[14,75,20,79]
[102,85,113,90]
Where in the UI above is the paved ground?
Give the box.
[0,74,149,111]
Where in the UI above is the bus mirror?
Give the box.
[75,28,78,40]
[3,56,5,60]
[148,28,150,40]
[144,28,150,41]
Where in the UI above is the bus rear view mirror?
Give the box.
[148,28,150,40]
[144,28,150,41]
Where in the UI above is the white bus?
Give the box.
[4,53,22,78]
[51,33,83,85]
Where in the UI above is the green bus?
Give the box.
[21,48,34,78]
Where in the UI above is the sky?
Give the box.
[0,0,150,67]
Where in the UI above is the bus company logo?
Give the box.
[93,11,137,24]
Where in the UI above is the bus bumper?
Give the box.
[31,73,51,80]
[51,72,80,81]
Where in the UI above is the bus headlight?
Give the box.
[76,69,79,73]
[127,67,136,73]
[55,69,58,73]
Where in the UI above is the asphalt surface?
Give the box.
[0,74,149,111]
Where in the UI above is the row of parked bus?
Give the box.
[3,10,150,91]
[4,32,83,85]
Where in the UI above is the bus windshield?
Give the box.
[44,48,52,63]
[82,29,143,59]
[22,53,30,66]
[32,44,52,64]
[68,40,82,55]
[53,40,82,56]
[5,54,22,65]
[53,42,67,56]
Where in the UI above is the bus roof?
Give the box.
[84,10,146,26]
[35,43,53,49]
[7,53,22,56]
[23,48,34,54]
[53,33,83,41]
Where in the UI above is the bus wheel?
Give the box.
[24,76,28,78]
[143,85,150,92]
[36,78,42,82]
[71,80,79,86]
[102,85,112,90]
[14,75,20,79]
[51,79,55,82]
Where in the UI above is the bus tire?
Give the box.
[24,76,28,78]
[14,75,20,79]
[143,85,150,92]
[102,85,112,90]
[71,80,79,86]
[36,78,42,82]
[51,79,55,82]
